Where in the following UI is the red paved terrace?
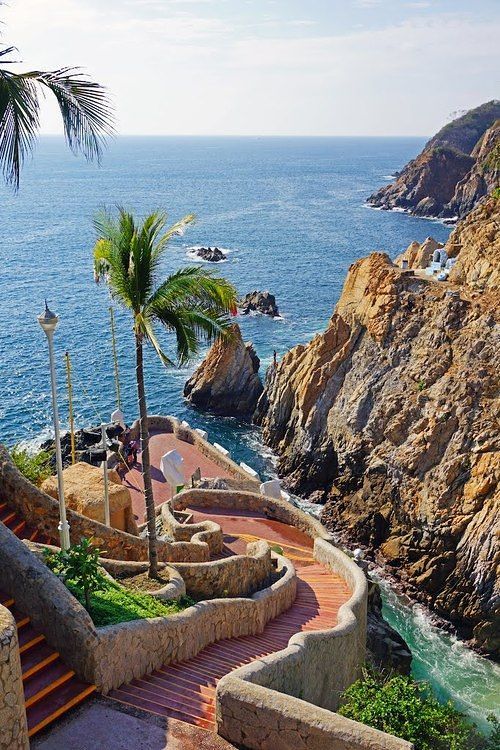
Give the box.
[121,428,235,521]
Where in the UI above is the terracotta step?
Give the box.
[26,677,96,737]
[21,643,61,681]
[18,623,46,653]
[24,659,75,708]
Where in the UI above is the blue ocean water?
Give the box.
[0,136,450,460]
[2,136,497,728]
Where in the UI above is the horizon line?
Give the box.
[39,132,430,139]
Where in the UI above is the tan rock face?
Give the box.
[184,324,263,416]
[42,462,138,534]
[395,237,443,270]
[256,202,500,656]
[447,196,500,292]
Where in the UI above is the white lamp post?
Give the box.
[37,302,71,550]
[100,423,110,527]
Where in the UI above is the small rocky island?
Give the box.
[184,323,263,416]
[368,100,500,219]
[240,290,280,317]
[189,246,227,262]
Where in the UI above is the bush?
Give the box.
[44,538,195,627]
[44,538,102,611]
[10,445,53,486]
[338,668,490,750]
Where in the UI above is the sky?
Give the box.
[2,0,499,136]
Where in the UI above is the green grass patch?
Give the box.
[67,575,195,627]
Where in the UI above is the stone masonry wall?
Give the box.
[0,445,207,563]
[92,554,297,693]
[171,540,274,598]
[161,500,224,556]
[0,606,28,750]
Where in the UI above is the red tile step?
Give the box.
[0,501,96,738]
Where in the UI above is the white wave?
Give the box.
[383,174,398,180]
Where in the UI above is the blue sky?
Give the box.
[3,0,500,135]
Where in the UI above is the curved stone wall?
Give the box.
[93,553,296,693]
[170,488,384,750]
[161,500,224,556]
[0,605,28,750]
[0,445,207,563]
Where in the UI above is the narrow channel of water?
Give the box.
[376,576,500,733]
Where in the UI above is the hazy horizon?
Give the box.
[3,0,499,138]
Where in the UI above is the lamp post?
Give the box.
[37,302,71,550]
[100,423,110,527]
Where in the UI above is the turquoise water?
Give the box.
[1,136,496,726]
[378,577,500,732]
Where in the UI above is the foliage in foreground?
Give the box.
[338,668,499,750]
[10,445,53,486]
[44,538,194,627]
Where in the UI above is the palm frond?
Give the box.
[32,67,115,162]
[0,69,39,187]
[147,266,238,316]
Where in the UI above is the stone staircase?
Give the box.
[108,562,350,730]
[0,501,96,738]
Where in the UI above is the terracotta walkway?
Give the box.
[121,430,235,520]
[108,509,351,730]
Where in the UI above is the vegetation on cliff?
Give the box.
[368,101,500,218]
[339,669,499,750]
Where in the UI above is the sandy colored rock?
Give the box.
[184,324,263,416]
[42,462,138,534]
[395,236,443,269]
[256,201,500,656]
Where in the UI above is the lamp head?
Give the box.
[38,300,59,335]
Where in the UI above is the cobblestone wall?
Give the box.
[0,606,29,750]
[0,445,207,563]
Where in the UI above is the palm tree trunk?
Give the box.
[135,332,159,578]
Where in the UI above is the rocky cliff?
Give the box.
[368,101,500,219]
[184,324,263,416]
[256,196,500,657]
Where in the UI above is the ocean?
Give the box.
[1,135,497,728]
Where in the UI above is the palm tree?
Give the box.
[93,209,238,577]
[0,43,114,189]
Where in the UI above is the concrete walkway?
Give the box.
[31,698,236,750]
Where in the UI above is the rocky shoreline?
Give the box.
[254,195,500,658]
[368,100,500,219]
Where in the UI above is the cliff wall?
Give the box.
[256,196,500,656]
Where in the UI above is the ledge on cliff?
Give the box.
[256,201,499,656]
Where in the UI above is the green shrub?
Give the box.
[44,538,103,611]
[83,583,195,627]
[10,445,53,486]
[44,538,195,627]
[338,668,489,750]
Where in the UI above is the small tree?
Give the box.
[44,538,103,612]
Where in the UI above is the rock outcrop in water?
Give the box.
[368,101,500,219]
[240,291,280,318]
[191,246,227,262]
[184,324,263,416]
[255,195,500,657]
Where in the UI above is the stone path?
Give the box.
[107,507,351,730]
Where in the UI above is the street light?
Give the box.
[37,301,71,550]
